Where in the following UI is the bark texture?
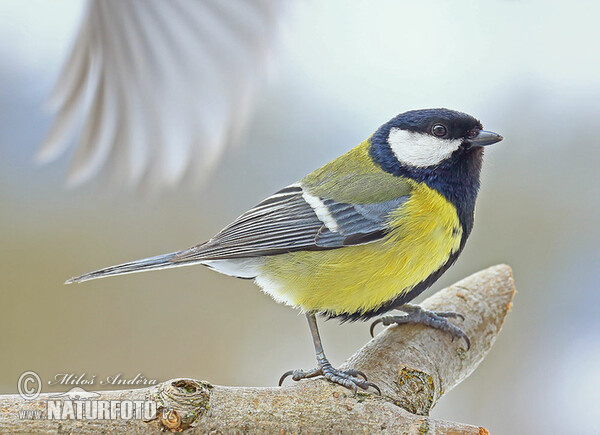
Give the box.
[0,264,515,434]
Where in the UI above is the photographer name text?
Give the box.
[48,373,157,387]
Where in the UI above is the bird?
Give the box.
[66,108,503,392]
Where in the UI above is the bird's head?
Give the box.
[370,108,503,169]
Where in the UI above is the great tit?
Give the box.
[67,108,503,392]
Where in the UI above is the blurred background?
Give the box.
[1,0,599,433]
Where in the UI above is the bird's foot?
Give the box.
[279,354,381,394]
[370,304,470,350]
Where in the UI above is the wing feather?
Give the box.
[38,0,285,187]
[172,186,409,262]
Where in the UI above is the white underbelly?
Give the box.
[202,257,300,307]
[201,257,264,279]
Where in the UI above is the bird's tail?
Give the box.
[65,251,194,284]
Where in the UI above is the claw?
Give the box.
[278,370,294,386]
[462,335,471,351]
[369,318,383,338]
[343,369,367,381]
[436,311,465,321]
[365,381,381,395]
[450,328,470,350]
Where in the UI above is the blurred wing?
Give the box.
[37,0,284,187]
[173,185,408,261]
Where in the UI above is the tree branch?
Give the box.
[0,265,515,434]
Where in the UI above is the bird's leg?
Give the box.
[370,303,471,350]
[279,312,380,394]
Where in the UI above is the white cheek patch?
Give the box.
[387,128,462,167]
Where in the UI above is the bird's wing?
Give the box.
[37,0,284,187]
[172,184,409,261]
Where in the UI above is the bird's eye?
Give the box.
[432,124,447,137]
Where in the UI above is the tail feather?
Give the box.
[65,251,192,284]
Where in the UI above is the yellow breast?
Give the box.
[256,181,463,316]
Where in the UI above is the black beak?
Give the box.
[470,130,503,147]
